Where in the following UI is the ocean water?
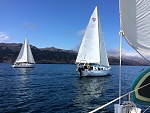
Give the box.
[0,64,149,113]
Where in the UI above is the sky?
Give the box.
[0,0,141,57]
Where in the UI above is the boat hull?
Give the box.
[81,69,110,77]
[12,64,35,68]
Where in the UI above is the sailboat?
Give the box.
[12,36,35,68]
[75,6,111,76]
[89,0,150,113]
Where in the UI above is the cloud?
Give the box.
[72,29,85,51]
[22,22,36,30]
[65,30,73,35]
[107,48,120,56]
[107,48,141,58]
[122,49,140,57]
[0,32,9,42]
[108,48,150,61]
[77,29,85,37]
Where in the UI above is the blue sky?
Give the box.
[0,0,140,57]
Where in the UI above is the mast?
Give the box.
[119,0,122,105]
[119,31,122,105]
[97,5,101,66]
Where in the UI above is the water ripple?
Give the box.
[0,64,149,113]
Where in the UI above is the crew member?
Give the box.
[77,64,82,76]
[87,64,90,70]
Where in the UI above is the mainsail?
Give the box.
[15,37,35,63]
[120,0,150,56]
[76,6,109,67]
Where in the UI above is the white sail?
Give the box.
[27,40,35,63]
[15,37,35,63]
[100,31,110,67]
[76,6,109,67]
[120,0,150,55]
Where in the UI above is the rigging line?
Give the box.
[143,106,150,113]
[89,93,129,113]
[134,48,150,64]
[123,35,150,64]
[120,1,136,26]
[89,82,150,113]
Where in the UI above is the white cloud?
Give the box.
[107,48,120,56]
[107,48,141,58]
[0,32,9,42]
[22,22,36,30]
[122,49,140,57]
[108,48,150,61]
[77,29,85,37]
[72,29,85,51]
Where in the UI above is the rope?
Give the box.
[89,93,128,113]
[143,106,150,113]
[89,82,150,113]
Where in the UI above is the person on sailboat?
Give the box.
[77,64,82,76]
[87,64,90,70]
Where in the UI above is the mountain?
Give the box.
[0,43,150,65]
[108,56,150,66]
[0,43,76,64]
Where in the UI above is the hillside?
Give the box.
[0,43,150,65]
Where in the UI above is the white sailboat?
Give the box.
[89,0,150,113]
[75,6,111,77]
[12,36,35,68]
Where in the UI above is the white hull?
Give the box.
[12,63,35,68]
[81,68,110,77]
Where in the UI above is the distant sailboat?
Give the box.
[12,36,35,68]
[75,6,111,76]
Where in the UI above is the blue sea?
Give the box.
[0,64,150,113]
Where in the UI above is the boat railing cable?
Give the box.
[89,82,150,113]
[143,106,150,113]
